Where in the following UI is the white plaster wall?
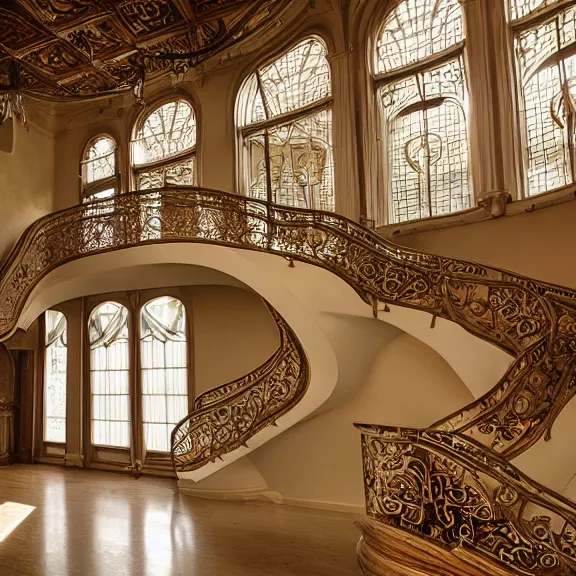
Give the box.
[191,285,280,395]
[396,201,576,291]
[250,333,474,510]
[0,120,55,260]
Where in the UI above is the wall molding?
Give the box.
[178,479,366,515]
[64,452,84,468]
[282,497,365,515]
[178,480,283,505]
[379,183,576,239]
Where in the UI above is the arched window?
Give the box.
[81,136,118,202]
[131,100,197,190]
[237,37,335,211]
[140,296,188,453]
[509,1,576,196]
[375,0,470,224]
[44,310,67,443]
[88,301,130,448]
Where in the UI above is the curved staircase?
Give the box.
[2,186,576,574]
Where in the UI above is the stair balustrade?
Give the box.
[2,186,576,573]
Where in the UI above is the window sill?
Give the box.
[377,184,576,239]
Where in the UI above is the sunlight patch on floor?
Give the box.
[0,502,35,542]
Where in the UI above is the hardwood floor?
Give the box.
[0,465,360,576]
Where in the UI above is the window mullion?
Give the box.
[463,0,518,207]
[511,1,576,197]
[417,74,433,219]
[130,299,142,471]
[255,71,274,204]
[374,42,465,87]
[239,38,334,212]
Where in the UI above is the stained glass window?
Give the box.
[511,4,576,195]
[375,0,464,74]
[375,0,470,223]
[137,160,195,191]
[238,38,335,211]
[44,310,67,443]
[140,297,188,453]
[89,302,130,448]
[81,136,118,202]
[132,100,196,190]
[509,0,564,21]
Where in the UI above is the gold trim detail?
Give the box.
[0,1,300,100]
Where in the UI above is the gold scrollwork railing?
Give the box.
[171,305,308,472]
[2,186,576,570]
[355,424,576,575]
[2,187,575,459]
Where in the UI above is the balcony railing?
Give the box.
[2,186,576,572]
[171,304,308,472]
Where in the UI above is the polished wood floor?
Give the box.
[0,465,360,576]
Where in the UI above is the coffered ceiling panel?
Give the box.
[0,0,294,100]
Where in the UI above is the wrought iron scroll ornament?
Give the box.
[355,425,576,575]
[171,305,308,472]
[2,187,576,571]
[1,187,576,454]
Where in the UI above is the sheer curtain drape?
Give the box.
[44,310,67,443]
[89,302,131,448]
[140,297,188,453]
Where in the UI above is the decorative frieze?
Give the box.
[0,1,300,99]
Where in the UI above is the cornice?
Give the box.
[379,184,576,239]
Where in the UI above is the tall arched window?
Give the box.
[237,37,335,211]
[140,296,188,453]
[44,310,67,443]
[81,136,118,202]
[131,100,197,190]
[89,301,130,448]
[375,0,470,224]
[509,1,576,196]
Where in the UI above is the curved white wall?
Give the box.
[250,333,474,511]
[0,120,54,259]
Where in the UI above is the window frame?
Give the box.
[236,35,335,210]
[80,134,120,203]
[372,1,471,226]
[87,300,132,452]
[35,309,69,465]
[139,296,189,455]
[43,309,68,445]
[82,290,192,476]
[508,0,576,199]
[130,97,198,191]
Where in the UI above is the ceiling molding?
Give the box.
[0,0,295,101]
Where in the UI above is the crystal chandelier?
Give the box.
[0,92,27,129]
[0,60,27,129]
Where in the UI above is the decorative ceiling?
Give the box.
[0,0,294,100]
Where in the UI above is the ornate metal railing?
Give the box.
[171,305,308,472]
[355,424,576,575]
[2,186,576,570]
[2,187,575,459]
